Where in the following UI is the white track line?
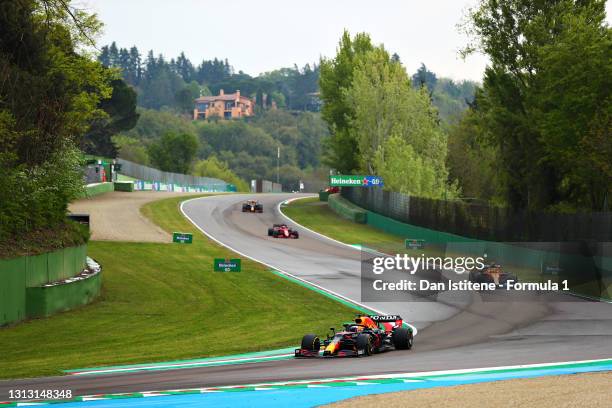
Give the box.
[69,353,295,376]
[80,357,612,395]
[278,196,364,252]
[179,196,394,321]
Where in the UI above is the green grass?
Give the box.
[0,221,89,259]
[0,195,357,380]
[283,197,404,247]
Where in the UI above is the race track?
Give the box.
[1,193,611,399]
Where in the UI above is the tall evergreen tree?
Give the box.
[108,41,119,66]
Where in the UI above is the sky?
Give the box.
[81,0,611,82]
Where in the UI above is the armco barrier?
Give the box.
[0,244,91,326]
[328,194,367,224]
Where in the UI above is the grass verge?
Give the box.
[0,195,357,379]
[0,221,89,260]
[282,197,403,247]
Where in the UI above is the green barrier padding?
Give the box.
[83,182,114,198]
[0,257,27,326]
[25,253,49,287]
[61,246,76,280]
[47,249,64,282]
[365,208,610,300]
[113,181,134,192]
[26,271,102,318]
[75,245,87,275]
[328,193,367,224]
[319,191,330,202]
[0,244,89,325]
[367,210,473,244]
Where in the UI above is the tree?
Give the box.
[319,31,374,173]
[0,0,112,240]
[98,45,111,67]
[112,135,150,165]
[462,0,610,210]
[175,87,194,115]
[82,78,139,157]
[127,46,142,85]
[148,131,199,174]
[446,100,502,201]
[412,63,437,92]
[192,156,248,191]
[346,47,450,197]
[109,41,119,66]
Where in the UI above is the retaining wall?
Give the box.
[0,244,97,326]
[26,270,101,318]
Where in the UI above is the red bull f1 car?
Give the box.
[268,224,299,239]
[295,314,413,358]
[242,200,263,213]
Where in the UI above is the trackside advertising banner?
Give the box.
[132,179,230,192]
[330,175,383,187]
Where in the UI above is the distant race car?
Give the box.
[295,314,413,358]
[242,200,263,213]
[267,224,299,239]
[468,263,518,288]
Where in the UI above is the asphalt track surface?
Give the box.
[1,193,611,399]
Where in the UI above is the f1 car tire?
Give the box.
[268,228,273,236]
[356,333,373,356]
[392,327,413,350]
[292,231,299,239]
[301,334,320,351]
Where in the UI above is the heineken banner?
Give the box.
[329,175,384,187]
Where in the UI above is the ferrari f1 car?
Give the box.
[242,200,263,213]
[268,224,299,239]
[468,263,518,288]
[295,314,413,358]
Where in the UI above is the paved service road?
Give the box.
[1,193,611,399]
[68,191,201,242]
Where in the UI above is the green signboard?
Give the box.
[214,258,241,272]
[172,232,193,244]
[329,175,383,187]
[405,239,425,250]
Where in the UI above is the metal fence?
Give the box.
[341,187,612,242]
[250,179,282,193]
[117,159,231,191]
